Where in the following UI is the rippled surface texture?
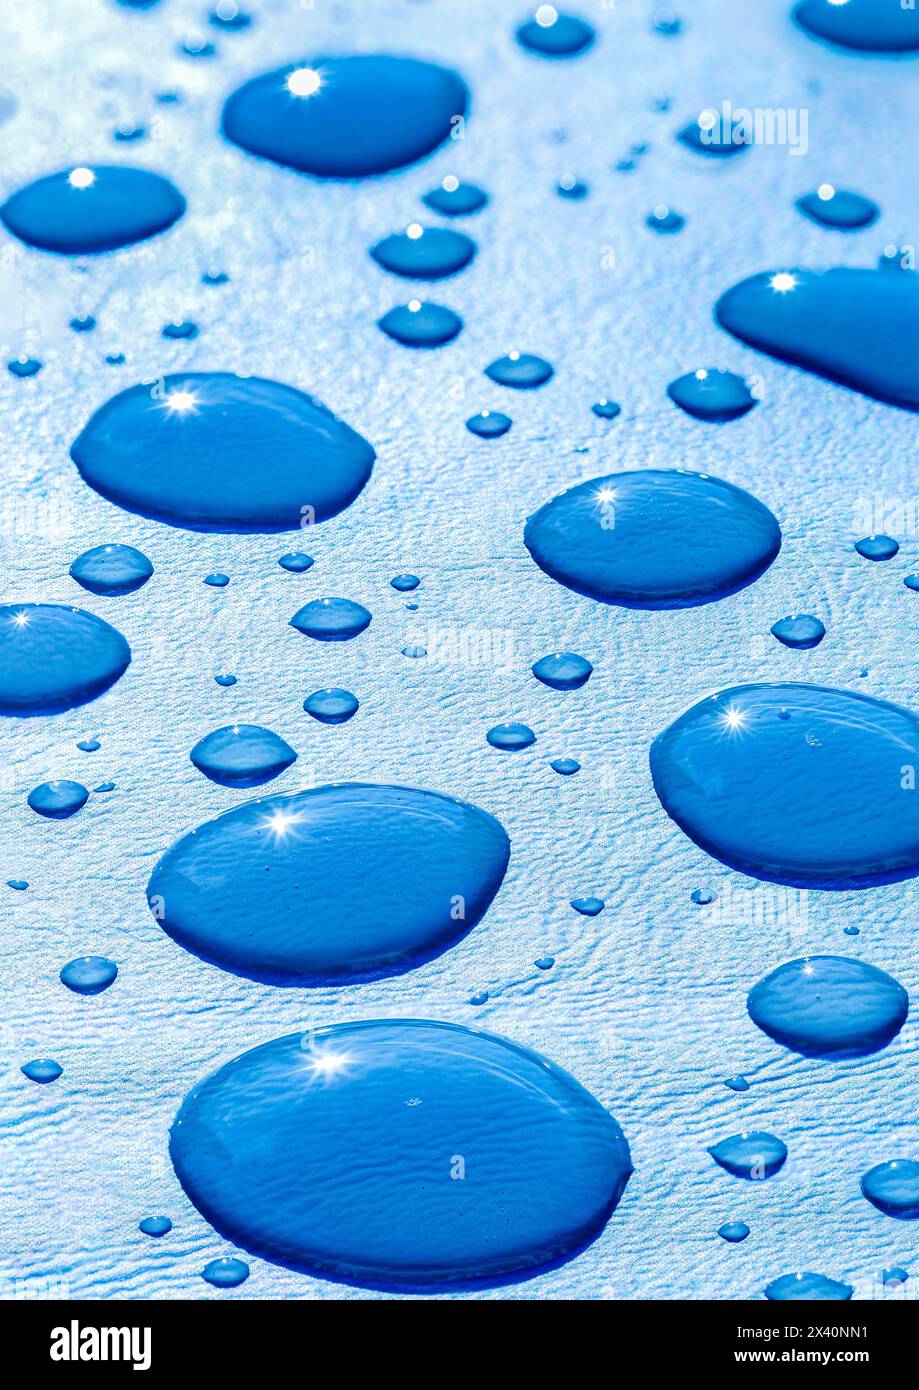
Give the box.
[3,0,919,1304]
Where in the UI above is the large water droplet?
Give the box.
[371,226,475,279]
[148,784,510,984]
[855,534,899,560]
[716,269,919,412]
[771,614,825,649]
[748,955,908,1058]
[21,1059,62,1084]
[709,1131,788,1180]
[202,1257,249,1288]
[515,8,596,57]
[60,955,118,995]
[71,374,374,532]
[667,368,756,423]
[860,1161,919,1219]
[0,604,130,716]
[525,470,781,608]
[28,780,89,819]
[190,725,297,788]
[651,682,919,887]
[290,597,372,641]
[170,1019,631,1289]
[222,57,468,178]
[70,543,153,596]
[794,0,919,54]
[1,166,185,254]
[796,185,879,230]
[766,1271,852,1300]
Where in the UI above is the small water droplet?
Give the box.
[667,369,756,423]
[278,552,314,573]
[378,300,463,346]
[856,534,899,561]
[516,7,596,58]
[718,1221,749,1243]
[466,410,512,438]
[21,1059,62,1084]
[60,956,117,995]
[1,166,186,254]
[422,180,488,216]
[486,723,536,751]
[771,614,826,649]
[796,185,879,230]
[532,652,593,690]
[485,352,553,389]
[860,1160,919,1219]
[765,1271,852,1301]
[550,758,580,775]
[371,226,475,280]
[201,1257,249,1288]
[139,1216,172,1237]
[709,1131,787,1180]
[303,688,359,725]
[570,897,604,916]
[190,724,297,789]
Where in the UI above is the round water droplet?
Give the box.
[401,644,427,658]
[486,722,536,751]
[201,1257,249,1288]
[0,604,130,716]
[170,1019,631,1288]
[148,784,510,985]
[556,175,588,199]
[859,1160,919,1219]
[139,1215,172,1237]
[516,8,596,57]
[70,313,96,332]
[278,552,313,573]
[22,1059,62,1084]
[856,534,899,561]
[28,780,89,819]
[210,1,250,29]
[647,205,685,233]
[223,56,468,178]
[8,356,42,378]
[378,301,463,346]
[303,688,359,725]
[60,955,117,995]
[718,1221,749,1243]
[70,543,153,596]
[883,1266,909,1286]
[592,398,621,419]
[667,369,756,423]
[765,1271,852,1301]
[771,614,825,649]
[163,318,198,340]
[371,227,475,280]
[422,180,488,216]
[748,955,908,1058]
[796,186,879,231]
[485,353,553,389]
[532,652,593,690]
[190,724,297,789]
[290,597,371,641]
[526,470,781,609]
[709,1131,787,1180]
[390,573,420,591]
[550,757,580,775]
[571,896,604,916]
[794,0,919,54]
[1,166,186,254]
[72,373,374,532]
[466,410,512,438]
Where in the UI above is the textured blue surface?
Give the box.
[2,0,919,1303]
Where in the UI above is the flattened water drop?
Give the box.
[71,373,374,532]
[748,955,908,1058]
[516,8,596,57]
[860,1160,919,1219]
[290,597,371,641]
[718,1221,749,1243]
[303,688,359,724]
[1,166,185,254]
[667,369,756,423]
[70,543,153,596]
[485,352,553,389]
[709,1131,787,1180]
[592,398,621,420]
[771,614,825,649]
[148,783,510,984]
[651,682,919,887]
[856,534,899,560]
[765,1272,852,1301]
[678,110,748,157]
[22,1059,62,1084]
[202,1257,249,1288]
[0,604,130,715]
[550,757,580,775]
[170,1019,631,1289]
[796,185,879,230]
[716,269,919,412]
[794,0,919,54]
[139,1216,172,1237]
[390,573,420,592]
[28,780,89,819]
[60,955,117,995]
[571,896,604,916]
[487,723,536,751]
[378,301,463,347]
[525,470,780,609]
[371,226,475,280]
[422,179,488,216]
[190,724,297,788]
[647,205,685,233]
[278,552,313,573]
[222,57,468,178]
[466,410,512,438]
[532,652,593,690]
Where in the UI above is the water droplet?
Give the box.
[8,356,42,378]
[190,725,297,789]
[60,956,117,995]
[797,186,879,231]
[856,534,899,561]
[652,682,919,887]
[535,956,555,970]
[149,784,509,984]
[716,268,919,412]
[303,688,359,725]
[204,573,230,588]
[860,1160,919,1219]
[201,1257,249,1288]
[21,1059,62,1084]
[422,180,488,216]
[0,604,130,716]
[162,318,198,340]
[76,737,99,755]
[202,268,229,286]
[70,313,96,332]
[771,614,826,649]
[678,110,748,157]
[28,779,89,819]
[724,1075,750,1092]
[904,574,919,592]
[556,174,588,199]
[466,410,512,438]
[70,543,153,596]
[532,652,593,690]
[113,120,146,143]
[765,1271,852,1301]
[571,897,604,916]
[290,597,371,641]
[378,301,463,346]
[709,1131,787,1180]
[139,1215,172,1237]
[210,1,250,29]
[94,781,115,794]
[653,8,682,36]
[591,398,621,419]
[214,674,237,687]
[795,0,919,54]
[718,1221,749,1243]
[278,552,313,574]
[401,644,427,659]
[222,57,468,178]
[550,758,580,775]
[0,166,186,254]
[647,205,685,233]
[72,373,374,532]
[691,887,716,905]
[486,723,536,751]
[390,574,420,592]
[470,990,489,1006]
[485,352,553,389]
[516,8,596,58]
[371,226,475,280]
[667,369,756,423]
[748,955,908,1058]
[526,470,781,608]
[170,1019,631,1288]
[7,880,28,891]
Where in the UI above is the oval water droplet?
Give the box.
[8,356,42,378]
[771,614,825,649]
[371,226,475,280]
[278,552,313,573]
[765,1271,852,1301]
[60,955,118,995]
[716,269,919,412]
[1,166,186,254]
[532,652,593,690]
[709,1131,788,1180]
[0,606,131,720]
[678,110,748,157]
[571,896,604,916]
[378,300,463,346]
[139,1216,172,1237]
[466,410,512,438]
[647,205,685,233]
[856,534,899,560]
[70,543,153,596]
[667,369,756,423]
[486,723,536,751]
[162,318,198,340]
[190,725,297,788]
[203,573,229,588]
[794,0,919,54]
[170,1019,631,1288]
[71,373,374,532]
[550,757,580,775]
[390,573,420,592]
[718,1221,749,1243]
[21,1059,62,1084]
[290,597,371,641]
[592,398,621,419]
[303,688,359,724]
[796,185,879,231]
[748,955,908,1058]
[485,352,553,389]
[422,179,488,216]
[201,1257,249,1288]
[148,784,510,984]
[515,8,596,57]
[222,57,468,178]
[526,470,781,608]
[860,1160,919,1219]
[651,682,919,887]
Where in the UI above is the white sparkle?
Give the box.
[303,1043,352,1081]
[596,487,617,504]
[68,167,95,190]
[164,389,198,414]
[535,4,558,26]
[770,272,798,294]
[442,175,459,192]
[12,611,29,629]
[695,368,708,381]
[265,809,300,838]
[406,222,424,240]
[817,182,835,201]
[723,707,746,731]
[407,298,422,313]
[287,67,321,98]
